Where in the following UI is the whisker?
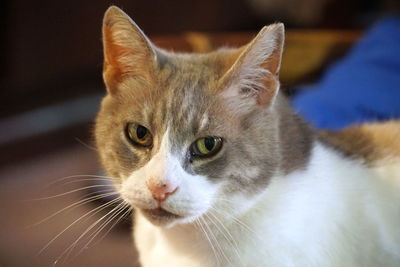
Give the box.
[82,203,130,251]
[196,218,221,267]
[208,210,244,267]
[39,197,122,255]
[57,202,127,263]
[74,137,98,151]
[203,213,234,267]
[32,185,116,201]
[210,205,266,257]
[211,206,260,241]
[61,178,114,185]
[30,191,119,227]
[45,174,113,188]
[92,204,132,247]
[201,215,226,267]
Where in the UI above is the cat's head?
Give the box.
[95,6,284,227]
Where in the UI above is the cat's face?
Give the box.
[95,6,284,227]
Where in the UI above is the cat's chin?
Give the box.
[140,207,184,227]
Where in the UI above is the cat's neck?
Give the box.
[274,94,315,175]
[136,139,400,267]
[135,140,400,267]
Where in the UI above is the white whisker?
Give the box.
[74,137,98,151]
[92,205,132,247]
[196,218,222,267]
[208,210,244,267]
[39,197,122,255]
[45,174,113,188]
[203,213,234,267]
[30,191,119,227]
[210,205,260,241]
[57,202,127,262]
[61,178,114,185]
[32,185,116,201]
[82,203,130,251]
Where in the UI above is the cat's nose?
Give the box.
[147,178,178,202]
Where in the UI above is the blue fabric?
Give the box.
[292,17,400,130]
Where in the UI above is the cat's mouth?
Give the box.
[141,207,182,224]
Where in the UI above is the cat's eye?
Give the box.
[190,136,223,158]
[125,123,153,147]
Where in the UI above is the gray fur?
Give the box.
[95,7,314,204]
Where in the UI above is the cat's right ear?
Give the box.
[102,6,156,95]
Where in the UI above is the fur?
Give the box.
[134,142,400,267]
[95,6,400,267]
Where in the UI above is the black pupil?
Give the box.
[136,125,147,139]
[204,137,215,151]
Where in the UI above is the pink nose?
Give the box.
[147,178,177,202]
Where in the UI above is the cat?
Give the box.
[95,6,400,267]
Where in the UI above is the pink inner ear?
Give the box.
[217,26,283,109]
[103,26,128,93]
[257,75,278,106]
[259,42,283,77]
[102,8,158,95]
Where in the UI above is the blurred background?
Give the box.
[0,0,399,266]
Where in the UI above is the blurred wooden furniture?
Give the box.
[153,30,360,86]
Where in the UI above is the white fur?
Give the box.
[133,141,400,267]
[120,131,220,226]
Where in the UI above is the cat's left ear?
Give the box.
[219,24,284,110]
[102,6,157,95]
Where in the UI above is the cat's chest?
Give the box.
[132,144,400,267]
[134,212,269,267]
[134,215,214,267]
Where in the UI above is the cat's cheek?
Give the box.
[226,191,266,216]
[119,173,159,210]
[165,174,220,217]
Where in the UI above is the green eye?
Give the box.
[125,123,153,147]
[190,136,223,158]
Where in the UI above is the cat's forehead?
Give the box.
[117,53,230,150]
[160,56,225,145]
[158,54,224,89]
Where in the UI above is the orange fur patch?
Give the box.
[320,121,400,164]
